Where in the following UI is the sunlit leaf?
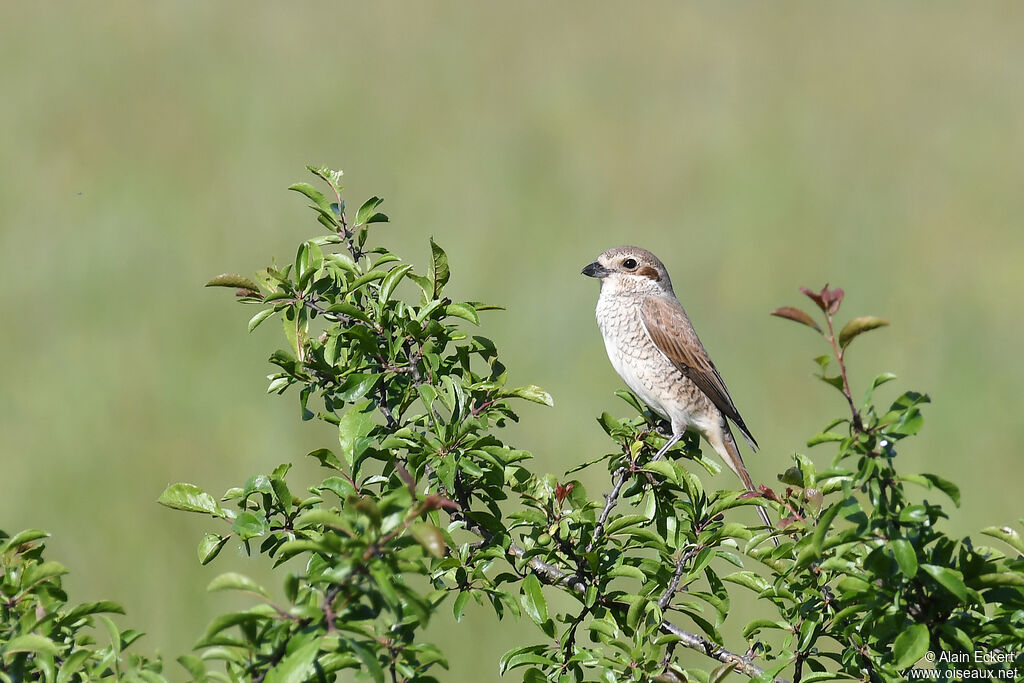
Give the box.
[207,572,271,599]
[206,273,262,292]
[158,483,226,517]
[838,316,889,348]
[429,238,449,296]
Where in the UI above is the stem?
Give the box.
[586,466,629,553]
[455,513,788,683]
[824,311,863,432]
[657,551,691,610]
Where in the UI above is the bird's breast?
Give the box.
[595,294,675,419]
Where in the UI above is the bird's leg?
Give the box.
[651,432,683,462]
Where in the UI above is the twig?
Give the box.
[657,552,691,610]
[823,312,863,432]
[586,466,629,553]
[586,434,678,553]
[376,384,398,429]
[459,516,788,683]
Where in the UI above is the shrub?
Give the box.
[4,167,1023,682]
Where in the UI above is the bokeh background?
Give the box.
[3,2,1022,680]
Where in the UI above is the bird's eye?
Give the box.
[622,258,638,270]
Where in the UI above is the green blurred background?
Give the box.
[2,2,1022,679]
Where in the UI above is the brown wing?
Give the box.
[640,295,758,451]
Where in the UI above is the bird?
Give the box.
[582,245,774,539]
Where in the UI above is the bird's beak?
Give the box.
[582,261,609,278]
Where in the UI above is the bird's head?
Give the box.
[581,246,674,296]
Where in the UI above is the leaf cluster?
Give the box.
[0,530,165,682]
[6,173,1023,683]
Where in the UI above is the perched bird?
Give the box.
[582,246,774,538]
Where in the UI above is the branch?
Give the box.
[823,311,863,432]
[459,515,788,683]
[586,465,629,553]
[657,551,690,610]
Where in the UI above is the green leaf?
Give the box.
[61,601,125,625]
[22,560,68,585]
[176,655,207,681]
[921,473,961,507]
[326,301,373,325]
[355,196,385,225]
[838,316,889,348]
[607,565,646,581]
[520,573,548,627]
[742,619,787,638]
[642,460,678,484]
[248,308,276,332]
[499,645,551,675]
[200,609,272,641]
[499,385,554,407]
[338,401,376,467]
[445,302,480,325]
[99,615,121,656]
[289,182,333,214]
[807,432,846,446]
[899,505,929,524]
[379,263,413,302]
[57,650,92,683]
[453,591,471,622]
[207,572,271,599]
[769,306,821,333]
[232,511,270,541]
[892,623,928,668]
[264,637,321,683]
[271,475,293,514]
[709,662,738,683]
[3,634,60,657]
[158,483,225,517]
[206,273,261,292]
[921,564,968,601]
[796,500,842,568]
[974,572,1024,588]
[622,594,644,632]
[197,534,229,565]
[1,529,49,552]
[409,522,447,558]
[336,373,381,402]
[863,372,898,405]
[604,515,651,536]
[981,525,1024,556]
[348,639,385,683]
[429,238,450,296]
[892,539,918,578]
[308,448,343,470]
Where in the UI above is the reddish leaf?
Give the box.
[770,306,822,333]
[822,287,844,314]
[800,286,827,313]
[778,515,801,528]
[554,482,574,504]
[395,463,416,495]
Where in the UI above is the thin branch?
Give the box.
[376,384,398,429]
[824,312,863,432]
[657,552,691,610]
[586,466,629,553]
[458,516,788,683]
[586,433,679,553]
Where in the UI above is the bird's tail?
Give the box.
[713,427,778,546]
